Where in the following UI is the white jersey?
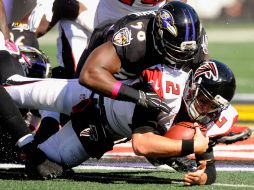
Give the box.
[104,64,189,138]
[94,0,165,26]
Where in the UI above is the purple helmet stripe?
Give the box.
[182,9,189,41]
[187,8,196,41]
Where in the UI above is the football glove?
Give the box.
[137,91,172,114]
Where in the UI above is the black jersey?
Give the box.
[76,11,162,79]
[112,11,162,78]
[77,11,208,79]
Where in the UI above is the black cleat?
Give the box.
[21,142,63,179]
[210,126,252,146]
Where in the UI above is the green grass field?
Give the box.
[0,168,254,190]
[40,42,254,94]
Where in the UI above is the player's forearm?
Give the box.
[79,42,122,97]
[0,0,10,40]
[132,132,184,157]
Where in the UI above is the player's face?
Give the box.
[187,88,223,124]
[193,92,221,115]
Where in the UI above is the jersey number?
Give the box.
[119,0,164,6]
[166,81,180,95]
[215,116,228,128]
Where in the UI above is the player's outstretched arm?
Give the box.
[131,130,208,157]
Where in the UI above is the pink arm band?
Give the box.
[111,81,122,99]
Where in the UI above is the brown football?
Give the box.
[164,122,206,140]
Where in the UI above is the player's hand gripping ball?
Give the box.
[164,122,207,140]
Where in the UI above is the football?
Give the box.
[164,122,206,140]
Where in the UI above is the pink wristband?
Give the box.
[111,81,122,99]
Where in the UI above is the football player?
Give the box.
[19,0,250,171]
[24,0,187,77]
[2,59,238,185]
[0,0,58,177]
[19,1,191,141]
[24,0,198,172]
[0,5,63,177]
[78,1,208,112]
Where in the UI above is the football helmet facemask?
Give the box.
[19,46,51,78]
[153,1,202,69]
[183,59,236,124]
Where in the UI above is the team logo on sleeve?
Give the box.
[80,125,98,141]
[194,61,218,81]
[158,10,177,37]
[112,27,132,46]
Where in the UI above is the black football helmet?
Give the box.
[152,1,203,69]
[19,46,52,78]
[183,59,236,124]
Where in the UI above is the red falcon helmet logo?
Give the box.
[194,61,218,81]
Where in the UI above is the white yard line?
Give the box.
[214,183,254,188]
